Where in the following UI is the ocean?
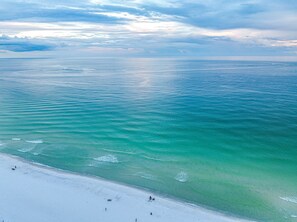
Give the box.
[0,58,297,221]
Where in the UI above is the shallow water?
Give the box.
[0,58,297,221]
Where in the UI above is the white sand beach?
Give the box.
[0,154,250,222]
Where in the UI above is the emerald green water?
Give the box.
[0,58,297,221]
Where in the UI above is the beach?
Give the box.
[0,153,248,222]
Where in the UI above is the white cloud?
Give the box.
[1,19,296,50]
[1,0,297,56]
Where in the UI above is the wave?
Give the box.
[25,140,43,144]
[142,155,165,162]
[102,148,137,156]
[135,172,156,181]
[18,142,40,153]
[280,196,297,204]
[94,155,119,163]
[174,171,188,183]
[32,152,41,156]
[18,147,35,153]
[12,138,21,141]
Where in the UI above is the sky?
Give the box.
[0,0,297,58]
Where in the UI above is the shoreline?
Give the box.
[0,153,251,222]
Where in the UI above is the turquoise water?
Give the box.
[0,58,297,221]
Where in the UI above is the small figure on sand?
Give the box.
[149,196,155,202]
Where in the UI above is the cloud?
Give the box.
[0,1,123,23]
[0,35,54,52]
[0,0,296,57]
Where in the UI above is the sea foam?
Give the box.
[280,197,297,204]
[18,147,35,153]
[175,171,188,183]
[135,172,156,181]
[94,155,119,163]
[26,140,43,144]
